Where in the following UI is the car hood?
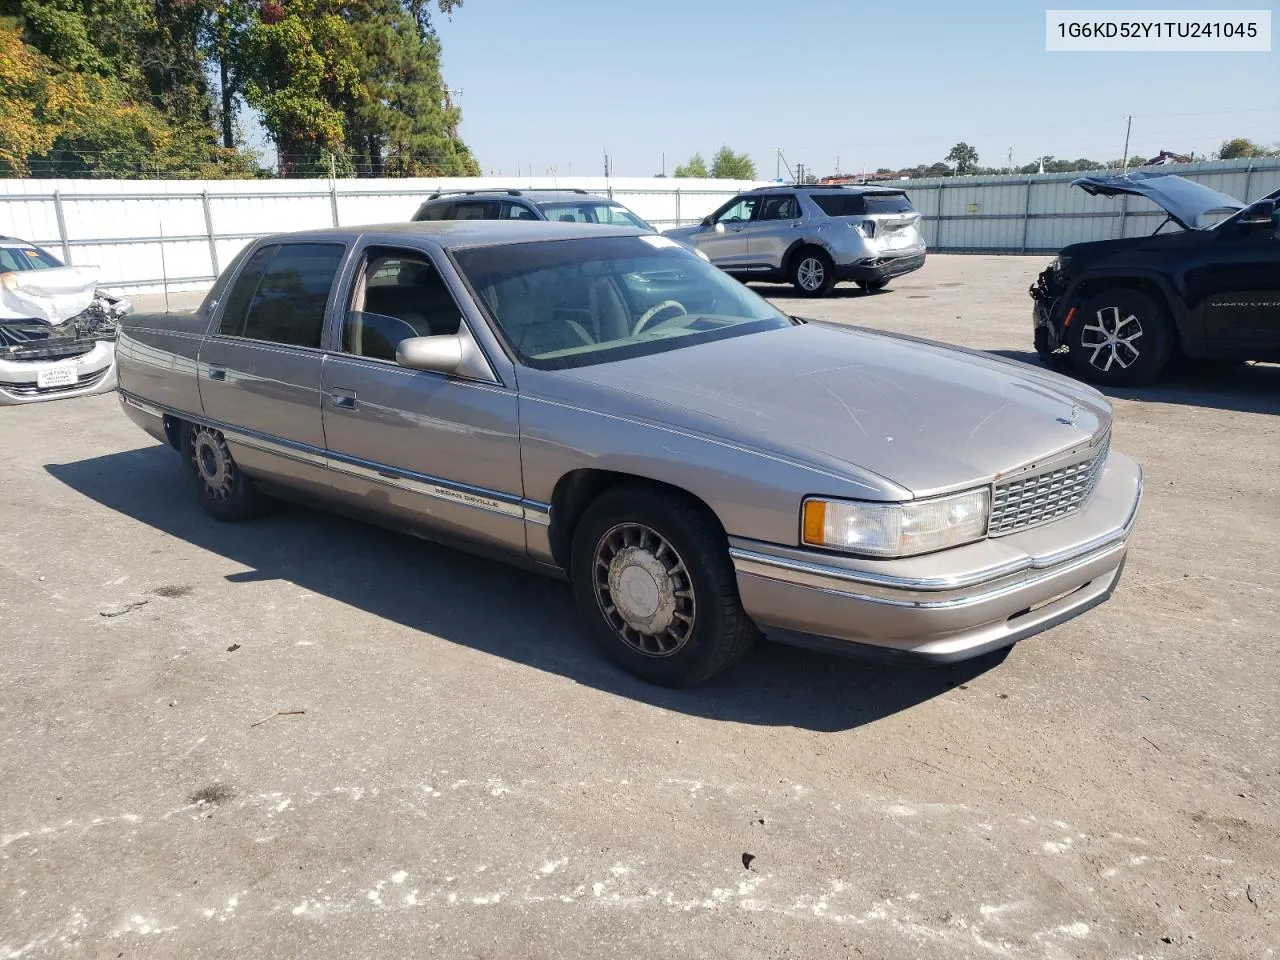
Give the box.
[0,266,101,323]
[1071,172,1243,230]
[537,322,1111,498]
[661,225,701,242]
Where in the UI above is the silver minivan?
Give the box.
[664,185,926,296]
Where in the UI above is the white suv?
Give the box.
[664,185,926,296]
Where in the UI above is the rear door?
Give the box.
[198,241,347,476]
[745,194,803,269]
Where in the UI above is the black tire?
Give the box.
[790,248,835,297]
[1067,289,1173,387]
[182,423,266,521]
[857,279,889,293]
[569,483,758,687]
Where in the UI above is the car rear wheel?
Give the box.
[790,248,835,297]
[183,423,265,521]
[1067,290,1172,386]
[857,279,889,293]
[570,484,757,687]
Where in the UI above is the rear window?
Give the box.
[810,192,914,217]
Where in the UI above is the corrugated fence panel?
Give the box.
[2,162,1278,290]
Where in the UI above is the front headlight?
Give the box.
[802,489,990,558]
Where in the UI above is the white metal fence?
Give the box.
[2,158,1278,294]
[0,176,760,294]
[886,157,1280,254]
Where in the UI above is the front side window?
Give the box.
[536,202,652,230]
[714,197,759,224]
[342,248,461,361]
[231,243,344,348]
[454,236,793,370]
[503,202,540,221]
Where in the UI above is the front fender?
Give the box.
[1060,267,1197,351]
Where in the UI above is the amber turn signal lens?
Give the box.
[802,500,827,545]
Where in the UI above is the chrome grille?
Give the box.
[989,437,1109,536]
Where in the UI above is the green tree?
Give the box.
[673,152,708,178]
[710,145,756,179]
[1217,137,1265,160]
[945,141,978,175]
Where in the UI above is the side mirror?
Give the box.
[713,222,726,233]
[396,334,463,374]
[1240,199,1276,227]
[395,328,494,381]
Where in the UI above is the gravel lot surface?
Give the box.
[2,255,1276,959]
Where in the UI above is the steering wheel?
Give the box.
[633,300,687,335]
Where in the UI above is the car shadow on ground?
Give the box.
[747,282,886,300]
[990,350,1280,416]
[46,446,1007,733]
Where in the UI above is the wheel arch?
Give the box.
[546,468,727,571]
[1063,271,1193,354]
[781,239,832,277]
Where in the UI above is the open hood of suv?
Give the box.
[1070,172,1243,230]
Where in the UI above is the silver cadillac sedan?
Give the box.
[116,221,1142,686]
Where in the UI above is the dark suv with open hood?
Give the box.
[1031,172,1280,386]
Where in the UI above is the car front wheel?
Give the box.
[1067,290,1173,386]
[570,484,757,686]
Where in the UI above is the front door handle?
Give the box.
[207,365,226,381]
[330,389,357,409]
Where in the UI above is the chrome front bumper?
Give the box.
[730,452,1143,662]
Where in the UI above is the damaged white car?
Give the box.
[0,238,131,404]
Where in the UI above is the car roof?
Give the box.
[259,220,650,250]
[747,184,906,196]
[419,189,617,204]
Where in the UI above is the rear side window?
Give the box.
[503,202,540,221]
[449,201,501,220]
[218,245,276,335]
[416,202,449,221]
[232,243,345,348]
[811,192,914,216]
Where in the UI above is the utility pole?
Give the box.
[1121,115,1133,172]
[661,151,665,177]
[1007,147,1013,174]
[603,148,609,179]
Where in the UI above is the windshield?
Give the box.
[536,201,653,231]
[0,245,63,271]
[454,235,794,370]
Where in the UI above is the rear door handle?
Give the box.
[330,389,357,409]
[207,366,226,381]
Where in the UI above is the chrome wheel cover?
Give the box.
[796,257,825,292]
[1081,306,1143,372]
[191,427,234,502]
[592,523,696,658]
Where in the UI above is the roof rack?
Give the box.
[424,187,592,201]
[426,188,523,200]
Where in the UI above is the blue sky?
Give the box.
[433,0,1278,176]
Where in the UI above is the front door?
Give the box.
[695,196,759,268]
[1186,215,1280,355]
[746,194,804,270]
[197,240,348,480]
[319,243,526,553]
